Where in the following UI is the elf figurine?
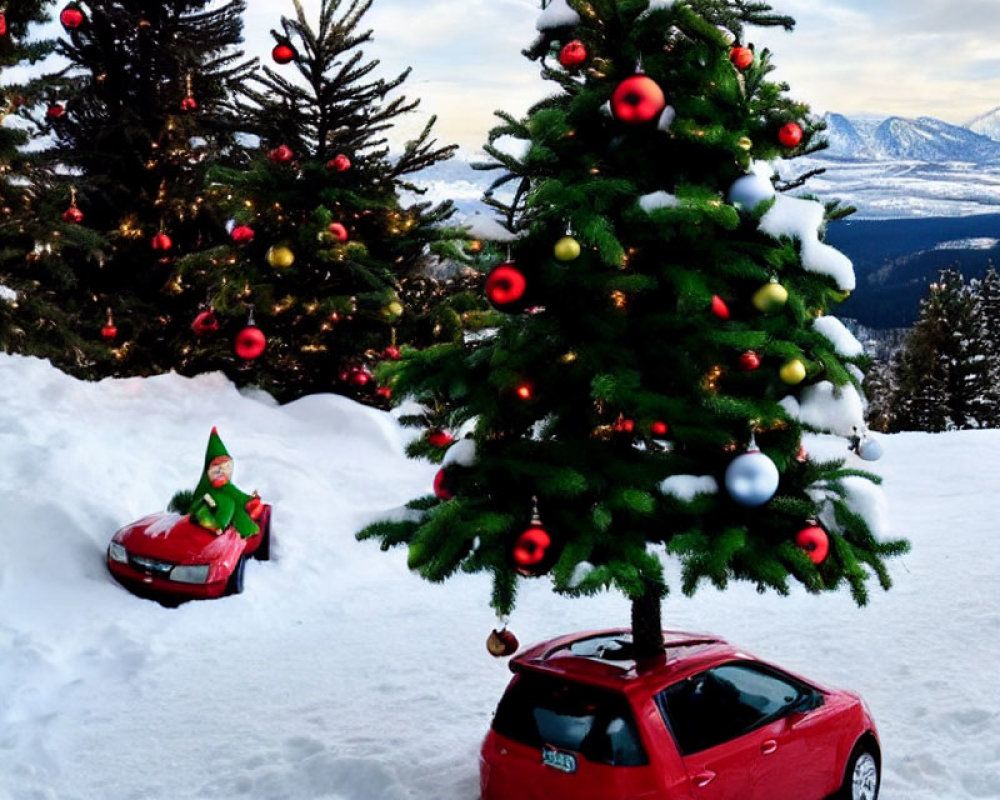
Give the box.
[185,427,264,538]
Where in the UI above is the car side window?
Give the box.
[655,663,804,755]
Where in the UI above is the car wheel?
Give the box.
[839,745,880,800]
[225,555,246,596]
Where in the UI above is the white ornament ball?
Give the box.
[858,437,883,462]
[727,173,776,213]
[725,449,780,507]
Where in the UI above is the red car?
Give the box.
[480,630,880,800]
[106,504,272,599]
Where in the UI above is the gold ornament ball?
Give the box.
[553,235,581,262]
[382,300,404,322]
[780,359,807,385]
[737,136,753,151]
[267,245,295,269]
[752,281,789,313]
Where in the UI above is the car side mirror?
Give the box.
[790,689,823,715]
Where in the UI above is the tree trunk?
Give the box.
[631,584,665,663]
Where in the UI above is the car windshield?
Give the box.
[492,672,648,767]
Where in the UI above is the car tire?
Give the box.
[838,743,880,800]
[225,555,246,596]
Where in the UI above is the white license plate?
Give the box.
[541,746,577,774]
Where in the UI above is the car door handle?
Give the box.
[761,740,778,755]
[693,770,717,787]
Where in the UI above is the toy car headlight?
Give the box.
[170,564,210,584]
[108,541,129,564]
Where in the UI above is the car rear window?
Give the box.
[492,672,648,767]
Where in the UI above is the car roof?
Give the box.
[510,629,758,696]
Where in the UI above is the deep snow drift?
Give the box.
[0,354,996,799]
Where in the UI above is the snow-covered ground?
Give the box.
[0,354,997,800]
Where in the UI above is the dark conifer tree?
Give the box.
[6,0,255,375]
[360,0,907,659]
[173,0,464,403]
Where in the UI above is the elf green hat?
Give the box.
[203,426,232,468]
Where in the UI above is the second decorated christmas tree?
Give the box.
[361,0,908,660]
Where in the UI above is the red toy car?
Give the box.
[480,630,880,800]
[106,504,272,599]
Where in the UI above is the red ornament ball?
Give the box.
[328,222,349,243]
[101,323,117,341]
[382,345,401,361]
[558,40,588,69]
[327,154,351,172]
[62,207,84,224]
[350,367,373,387]
[60,6,84,28]
[611,74,666,125]
[272,43,297,64]
[485,263,528,311]
[730,46,754,70]
[46,103,65,120]
[231,224,255,244]
[778,122,804,148]
[235,326,266,360]
[191,310,220,336]
[486,628,519,658]
[151,232,173,251]
[796,524,829,565]
[375,385,392,400]
[433,468,453,500]
[513,526,552,572]
[711,295,730,320]
[428,429,454,448]
[268,144,295,164]
[0,13,8,36]
[613,417,636,433]
[740,350,761,371]
[179,96,198,112]
[650,420,669,437]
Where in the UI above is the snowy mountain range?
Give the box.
[822,112,1000,163]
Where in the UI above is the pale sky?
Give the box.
[15,1,1000,152]
[241,0,1000,152]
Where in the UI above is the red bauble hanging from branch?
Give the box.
[711,295,730,320]
[730,46,754,69]
[0,13,8,36]
[46,103,65,120]
[59,5,85,29]
[100,308,117,341]
[327,153,352,172]
[611,72,666,125]
[151,232,173,251]
[231,224,255,244]
[328,222,349,243]
[180,96,198,112]
[235,310,266,360]
[486,627,519,658]
[511,499,556,577]
[272,41,298,64]
[485,262,528,312]
[62,189,84,224]
[268,144,295,164]
[558,40,588,69]
[778,122,804,148]
[191,309,219,336]
[796,523,829,564]
[433,468,454,500]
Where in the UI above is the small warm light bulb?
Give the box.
[516,382,534,400]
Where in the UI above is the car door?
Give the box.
[654,663,819,800]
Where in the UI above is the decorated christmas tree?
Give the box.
[172,0,465,403]
[7,0,254,374]
[0,0,69,353]
[360,0,908,660]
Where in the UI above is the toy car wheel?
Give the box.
[839,744,880,800]
[254,513,272,562]
[225,555,246,596]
